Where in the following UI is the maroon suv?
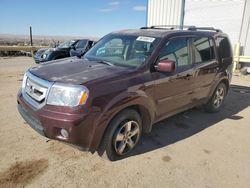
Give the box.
[17,26,233,161]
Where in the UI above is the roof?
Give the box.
[111,29,171,38]
[111,27,224,38]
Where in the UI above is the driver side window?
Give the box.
[75,40,87,49]
[159,37,189,67]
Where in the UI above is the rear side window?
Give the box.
[192,37,215,63]
[215,37,232,60]
[159,37,189,67]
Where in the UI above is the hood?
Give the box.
[29,57,129,85]
[44,47,67,55]
[34,48,56,62]
[55,47,70,51]
[35,48,47,55]
[46,48,57,52]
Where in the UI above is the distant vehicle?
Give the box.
[34,39,95,63]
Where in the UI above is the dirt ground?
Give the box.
[0,57,250,188]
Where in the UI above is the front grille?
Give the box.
[25,78,47,103]
[22,71,53,109]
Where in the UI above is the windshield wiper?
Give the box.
[95,60,113,66]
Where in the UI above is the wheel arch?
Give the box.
[207,75,230,100]
[220,79,229,93]
[120,104,153,133]
[95,103,153,155]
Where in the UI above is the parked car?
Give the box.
[33,48,47,60]
[34,39,94,63]
[17,26,233,161]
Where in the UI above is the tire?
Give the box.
[99,109,142,161]
[205,82,227,113]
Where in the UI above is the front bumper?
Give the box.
[17,91,97,151]
[17,103,44,136]
[33,57,46,64]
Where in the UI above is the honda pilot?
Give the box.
[17,26,233,161]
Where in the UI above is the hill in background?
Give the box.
[0,34,99,47]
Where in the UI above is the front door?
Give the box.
[154,37,195,120]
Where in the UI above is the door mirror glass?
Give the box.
[155,60,176,73]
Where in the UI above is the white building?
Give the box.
[147,0,250,55]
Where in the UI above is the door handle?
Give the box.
[184,74,193,80]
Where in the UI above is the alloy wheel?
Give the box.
[213,86,225,108]
[113,120,140,155]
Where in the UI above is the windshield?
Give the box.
[84,35,159,68]
[58,40,76,48]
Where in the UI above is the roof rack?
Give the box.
[140,25,194,30]
[140,25,222,32]
[187,26,222,32]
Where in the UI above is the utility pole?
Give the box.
[29,26,34,57]
[180,0,186,29]
[30,26,33,46]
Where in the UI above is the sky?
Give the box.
[0,0,147,37]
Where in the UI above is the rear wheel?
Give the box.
[99,109,142,161]
[205,82,227,112]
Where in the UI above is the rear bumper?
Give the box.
[17,91,98,151]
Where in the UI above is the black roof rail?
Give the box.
[187,26,222,32]
[140,25,222,32]
[140,25,195,30]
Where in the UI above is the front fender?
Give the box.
[89,89,156,152]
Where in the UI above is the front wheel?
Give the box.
[205,82,227,113]
[99,109,142,161]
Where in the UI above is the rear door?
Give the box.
[153,37,196,119]
[191,37,218,102]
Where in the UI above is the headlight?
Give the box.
[22,73,27,89]
[47,83,89,107]
[41,53,47,59]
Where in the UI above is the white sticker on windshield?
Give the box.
[136,36,155,43]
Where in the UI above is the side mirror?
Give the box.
[155,60,176,73]
[70,46,76,50]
